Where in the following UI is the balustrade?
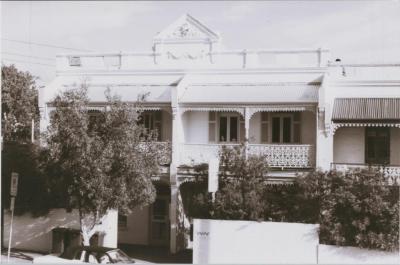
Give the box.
[179,143,315,168]
[331,163,400,185]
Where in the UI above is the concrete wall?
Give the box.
[118,206,150,245]
[333,127,365,164]
[390,128,400,165]
[193,219,319,264]
[3,209,118,253]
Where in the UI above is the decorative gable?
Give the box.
[154,14,220,43]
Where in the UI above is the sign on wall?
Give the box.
[193,219,319,264]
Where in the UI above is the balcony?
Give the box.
[248,144,315,168]
[331,163,400,185]
[179,143,315,169]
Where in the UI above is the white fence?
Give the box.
[193,219,319,264]
[193,219,400,264]
[3,208,118,253]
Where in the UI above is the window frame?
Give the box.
[270,113,295,144]
[365,127,390,165]
[217,112,240,143]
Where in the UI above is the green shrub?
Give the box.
[296,170,399,251]
[178,145,399,251]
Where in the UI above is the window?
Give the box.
[365,127,390,164]
[269,113,301,144]
[69,56,81,66]
[218,114,239,142]
[118,214,127,229]
[209,112,242,143]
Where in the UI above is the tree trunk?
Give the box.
[81,230,91,246]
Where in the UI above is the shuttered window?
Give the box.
[208,111,217,142]
[293,112,301,143]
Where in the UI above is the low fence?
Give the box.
[3,208,118,253]
[193,219,319,264]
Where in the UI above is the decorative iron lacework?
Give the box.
[180,105,316,117]
[331,122,400,135]
[180,107,245,116]
[248,144,315,168]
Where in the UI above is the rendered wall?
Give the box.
[333,127,365,164]
[182,112,208,143]
[3,208,118,253]
[249,112,261,143]
[118,206,150,245]
[193,219,319,264]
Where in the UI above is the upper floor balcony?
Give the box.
[179,109,317,169]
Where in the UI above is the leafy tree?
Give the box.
[212,145,268,221]
[43,83,160,245]
[1,64,39,143]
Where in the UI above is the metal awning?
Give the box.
[332,98,400,122]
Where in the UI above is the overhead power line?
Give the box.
[1,38,91,52]
[1,52,54,61]
[1,58,55,67]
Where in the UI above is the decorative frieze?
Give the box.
[331,122,400,135]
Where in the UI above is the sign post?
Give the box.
[7,173,18,263]
[208,158,219,202]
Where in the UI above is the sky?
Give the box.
[1,1,400,86]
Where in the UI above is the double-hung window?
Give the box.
[264,112,301,144]
[209,112,244,143]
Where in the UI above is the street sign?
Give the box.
[10,197,15,211]
[10,172,19,197]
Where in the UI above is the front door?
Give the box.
[150,198,169,246]
[365,127,390,164]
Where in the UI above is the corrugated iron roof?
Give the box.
[332,98,400,121]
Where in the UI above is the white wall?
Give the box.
[390,128,400,165]
[182,112,209,143]
[249,112,261,143]
[118,206,150,245]
[3,208,118,253]
[193,219,319,264]
[333,127,365,164]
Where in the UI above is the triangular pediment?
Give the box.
[154,14,220,42]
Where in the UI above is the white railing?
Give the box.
[331,163,400,185]
[179,143,315,168]
[248,144,315,168]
